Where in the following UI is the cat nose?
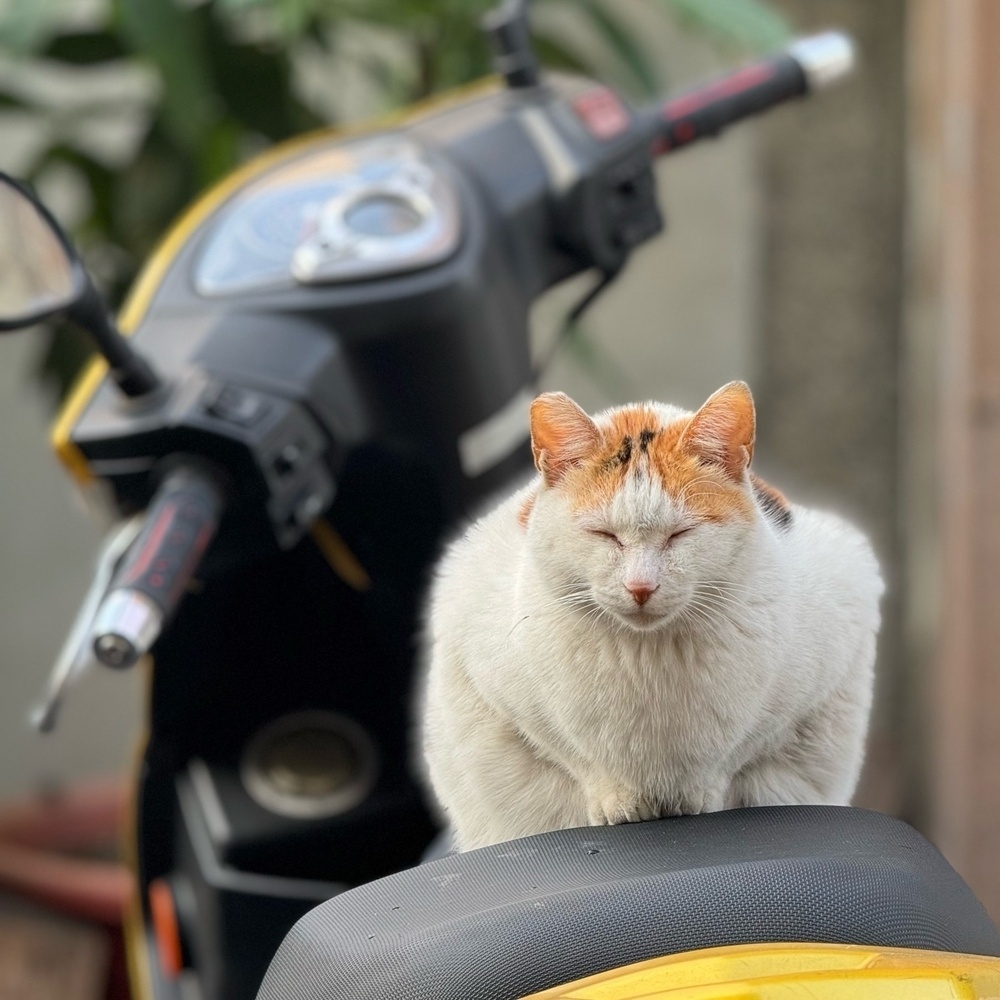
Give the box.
[625,583,658,606]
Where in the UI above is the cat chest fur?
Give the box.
[486,593,783,790]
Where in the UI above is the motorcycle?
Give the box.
[3,2,999,997]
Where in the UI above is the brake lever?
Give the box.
[29,515,144,733]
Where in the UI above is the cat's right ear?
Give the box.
[680,381,756,482]
[530,392,600,487]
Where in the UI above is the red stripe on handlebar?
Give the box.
[662,63,777,121]
[120,501,176,585]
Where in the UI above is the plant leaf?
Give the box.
[659,0,792,53]
[531,31,593,77]
[43,30,128,64]
[0,0,62,54]
[116,0,217,153]
[0,90,30,110]
[575,0,660,97]
[205,15,323,138]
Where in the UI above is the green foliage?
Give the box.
[0,0,790,399]
[660,0,791,53]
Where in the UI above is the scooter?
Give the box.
[3,2,999,997]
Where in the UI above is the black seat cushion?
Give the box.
[257,807,1000,1000]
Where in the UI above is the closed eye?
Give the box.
[666,527,695,547]
[589,529,623,548]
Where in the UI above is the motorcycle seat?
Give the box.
[257,806,1000,1000]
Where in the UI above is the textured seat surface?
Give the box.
[257,807,1000,1000]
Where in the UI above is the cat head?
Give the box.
[525,382,779,633]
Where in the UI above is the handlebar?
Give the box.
[651,32,855,155]
[72,34,855,672]
[91,466,225,668]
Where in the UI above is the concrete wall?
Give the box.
[908,0,1000,922]
[758,0,908,814]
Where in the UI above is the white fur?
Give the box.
[419,401,883,851]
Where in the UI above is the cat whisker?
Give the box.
[699,582,755,595]
[505,615,532,642]
[695,582,759,606]
[685,597,745,635]
[558,597,601,616]
[687,595,745,624]
[692,591,757,621]
[686,596,734,623]
[505,594,598,645]
[510,588,602,633]
[699,580,756,596]
[692,589,752,611]
[677,604,729,646]
[557,591,594,604]
[530,589,594,615]
[693,610,735,646]
[686,594,759,641]
[581,606,608,633]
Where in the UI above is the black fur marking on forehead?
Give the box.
[752,478,793,531]
[638,428,657,452]
[615,436,633,467]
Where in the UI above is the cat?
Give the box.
[418,382,883,851]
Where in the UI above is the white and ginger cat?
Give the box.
[419,382,883,851]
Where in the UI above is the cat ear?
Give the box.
[681,381,756,481]
[530,392,600,486]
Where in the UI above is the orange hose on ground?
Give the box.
[0,775,127,852]
[0,841,133,925]
[0,776,133,926]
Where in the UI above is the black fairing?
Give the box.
[258,808,1000,1000]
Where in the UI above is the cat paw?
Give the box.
[586,787,660,826]
[662,785,727,816]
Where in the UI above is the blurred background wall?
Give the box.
[757,0,907,816]
[2,0,996,916]
[906,0,1000,922]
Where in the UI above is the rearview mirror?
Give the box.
[0,174,86,330]
[0,171,160,396]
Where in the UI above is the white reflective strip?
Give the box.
[188,758,232,845]
[458,387,533,478]
[518,107,581,194]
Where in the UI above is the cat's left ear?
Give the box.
[530,392,600,487]
[681,381,756,481]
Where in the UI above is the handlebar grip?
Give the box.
[92,467,224,668]
[655,32,855,154]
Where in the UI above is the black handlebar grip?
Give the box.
[92,467,224,668]
[658,53,806,153]
[654,33,855,155]
[118,467,223,611]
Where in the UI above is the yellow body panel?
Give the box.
[49,357,106,483]
[310,519,372,591]
[523,943,1000,1000]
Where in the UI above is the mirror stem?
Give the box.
[68,282,162,398]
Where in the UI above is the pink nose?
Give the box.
[626,583,658,606]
